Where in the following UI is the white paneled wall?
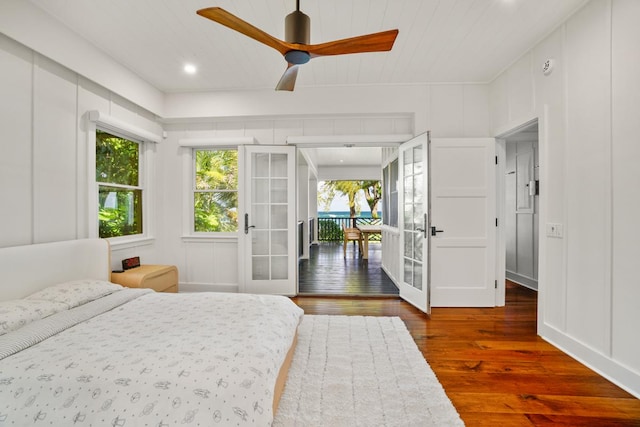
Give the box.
[160,82,490,293]
[381,228,400,285]
[0,34,163,272]
[160,76,491,292]
[0,34,33,246]
[178,238,239,293]
[489,0,640,397]
[33,56,78,243]
[0,0,164,116]
[160,115,413,293]
[163,83,492,137]
[564,0,612,355]
[610,0,640,381]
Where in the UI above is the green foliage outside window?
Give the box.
[96,130,143,238]
[194,149,238,232]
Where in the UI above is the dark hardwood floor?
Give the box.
[298,242,398,296]
[291,281,640,426]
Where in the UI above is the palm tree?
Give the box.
[361,181,382,219]
[319,180,382,218]
[319,180,363,218]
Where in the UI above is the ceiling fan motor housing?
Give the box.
[284,10,311,65]
[285,10,310,44]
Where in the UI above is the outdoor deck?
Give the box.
[298,242,399,295]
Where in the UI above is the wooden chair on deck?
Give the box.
[342,225,363,258]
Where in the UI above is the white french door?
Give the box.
[429,138,496,307]
[398,133,430,314]
[239,145,297,295]
[397,135,497,310]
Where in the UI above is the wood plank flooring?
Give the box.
[298,242,398,295]
[291,281,640,426]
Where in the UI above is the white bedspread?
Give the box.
[0,290,303,426]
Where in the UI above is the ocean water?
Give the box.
[318,211,382,218]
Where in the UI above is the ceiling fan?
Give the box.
[197,1,399,91]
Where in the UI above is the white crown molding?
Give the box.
[286,134,413,147]
[177,137,257,147]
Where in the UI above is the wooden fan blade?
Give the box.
[197,7,292,55]
[276,64,299,91]
[306,29,399,57]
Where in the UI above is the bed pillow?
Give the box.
[0,299,68,336]
[26,279,123,309]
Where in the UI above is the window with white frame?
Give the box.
[193,148,238,232]
[95,130,144,238]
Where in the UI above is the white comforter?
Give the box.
[0,290,303,426]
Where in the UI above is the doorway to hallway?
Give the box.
[502,121,540,291]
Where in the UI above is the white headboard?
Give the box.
[0,239,111,301]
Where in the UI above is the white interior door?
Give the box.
[398,133,430,314]
[430,138,496,307]
[239,145,297,295]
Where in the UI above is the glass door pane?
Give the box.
[241,145,296,296]
[403,146,424,290]
[250,152,289,281]
[398,133,430,314]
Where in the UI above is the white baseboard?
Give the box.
[540,322,640,399]
[506,271,538,290]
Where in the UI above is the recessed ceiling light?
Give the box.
[183,63,197,75]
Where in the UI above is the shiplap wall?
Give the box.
[0,33,163,272]
[0,26,490,293]
[160,85,491,293]
[489,0,640,397]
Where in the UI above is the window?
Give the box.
[96,130,143,238]
[382,158,398,227]
[193,149,238,232]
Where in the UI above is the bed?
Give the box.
[0,239,303,426]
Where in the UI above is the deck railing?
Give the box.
[317,217,382,242]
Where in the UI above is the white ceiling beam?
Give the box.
[286,133,413,147]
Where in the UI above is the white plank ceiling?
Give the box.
[28,0,586,93]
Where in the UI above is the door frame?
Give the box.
[495,116,541,307]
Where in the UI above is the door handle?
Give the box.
[415,213,428,238]
[431,226,444,236]
[244,213,256,235]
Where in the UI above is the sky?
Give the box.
[326,195,370,212]
[317,181,374,213]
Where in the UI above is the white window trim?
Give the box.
[87,111,161,249]
[178,137,255,240]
